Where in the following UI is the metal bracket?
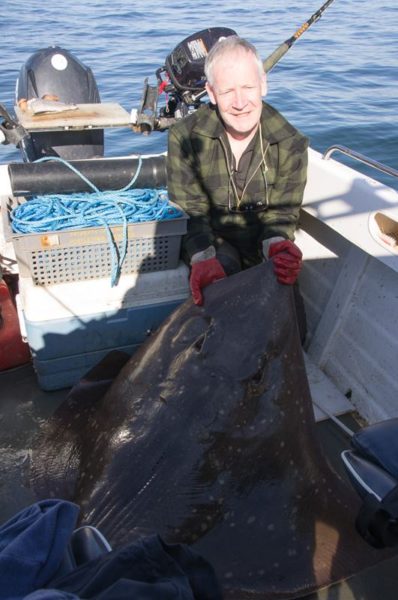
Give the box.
[131,78,159,134]
[0,104,28,146]
[0,103,28,146]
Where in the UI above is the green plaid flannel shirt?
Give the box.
[167,102,309,260]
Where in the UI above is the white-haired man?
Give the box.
[167,35,308,333]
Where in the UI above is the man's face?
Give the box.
[205,48,267,141]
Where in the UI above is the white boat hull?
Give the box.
[299,149,398,423]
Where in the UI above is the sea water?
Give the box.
[1,0,397,187]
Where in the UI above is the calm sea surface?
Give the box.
[1,0,397,187]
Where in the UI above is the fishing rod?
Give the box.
[263,0,336,72]
[187,0,336,103]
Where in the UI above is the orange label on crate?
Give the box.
[40,234,60,248]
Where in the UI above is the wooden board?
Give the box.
[15,103,131,132]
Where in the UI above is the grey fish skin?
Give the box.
[31,262,395,599]
[26,98,78,114]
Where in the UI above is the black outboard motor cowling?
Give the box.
[16,46,104,161]
[164,27,237,96]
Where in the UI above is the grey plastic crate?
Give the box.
[1,195,188,285]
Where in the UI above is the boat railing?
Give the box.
[323,144,398,180]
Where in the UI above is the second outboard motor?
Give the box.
[16,46,104,161]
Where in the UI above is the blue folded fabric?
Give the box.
[0,501,221,600]
[49,533,222,600]
[0,499,79,600]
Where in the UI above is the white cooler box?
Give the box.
[17,262,190,390]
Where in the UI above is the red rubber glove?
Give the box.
[268,240,302,285]
[190,257,226,305]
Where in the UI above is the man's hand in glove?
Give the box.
[268,240,303,285]
[190,257,226,305]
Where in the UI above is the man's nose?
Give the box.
[232,88,247,109]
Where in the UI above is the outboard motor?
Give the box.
[158,27,237,119]
[16,46,104,161]
[164,27,237,100]
[132,27,237,133]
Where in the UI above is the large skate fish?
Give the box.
[31,262,394,598]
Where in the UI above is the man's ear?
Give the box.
[261,72,268,97]
[205,82,216,105]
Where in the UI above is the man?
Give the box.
[167,35,308,310]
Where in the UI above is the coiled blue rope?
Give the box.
[10,156,183,286]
